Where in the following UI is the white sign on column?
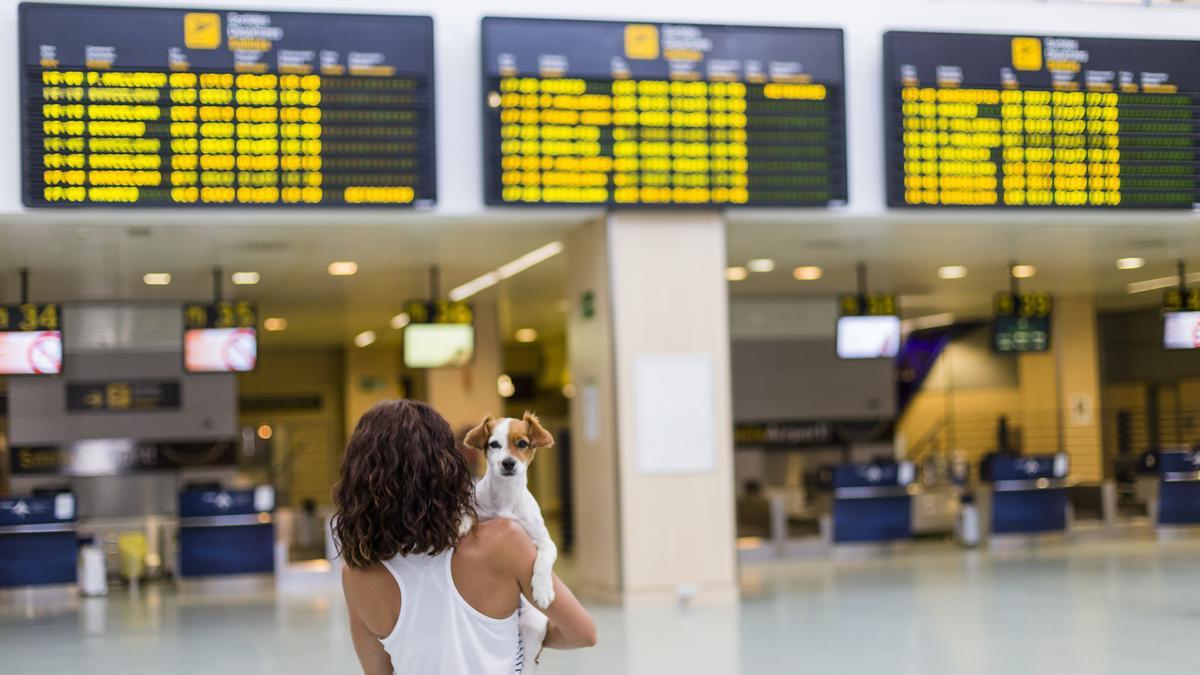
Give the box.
[632,352,716,475]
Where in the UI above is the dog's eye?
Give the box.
[488,441,501,449]
[517,439,529,449]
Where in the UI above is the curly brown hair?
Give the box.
[332,399,475,568]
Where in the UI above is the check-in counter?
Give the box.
[983,454,1069,537]
[1156,450,1200,531]
[0,493,77,587]
[832,462,914,543]
[178,486,275,578]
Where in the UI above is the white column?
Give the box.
[567,211,739,608]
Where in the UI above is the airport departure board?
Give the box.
[482,17,847,207]
[885,31,1200,209]
[20,3,436,208]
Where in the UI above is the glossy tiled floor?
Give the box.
[3,536,1199,674]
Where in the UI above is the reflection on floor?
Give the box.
[3,536,1199,674]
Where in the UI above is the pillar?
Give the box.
[566,211,738,608]
[1017,293,1103,483]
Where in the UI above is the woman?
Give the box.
[334,399,596,674]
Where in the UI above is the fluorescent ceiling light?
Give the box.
[1011,265,1037,279]
[263,317,288,332]
[1127,272,1200,294]
[747,258,775,273]
[354,330,377,348]
[448,272,500,302]
[448,241,563,302]
[231,271,260,285]
[937,266,967,280]
[497,241,564,279]
[143,273,171,286]
[793,266,823,281]
[328,261,358,276]
[725,266,748,281]
[1116,257,1145,270]
[390,312,411,330]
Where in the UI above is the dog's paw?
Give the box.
[530,574,556,609]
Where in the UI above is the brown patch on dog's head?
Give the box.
[463,415,495,451]
[505,412,554,464]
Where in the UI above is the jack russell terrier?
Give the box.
[463,412,557,672]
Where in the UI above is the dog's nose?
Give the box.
[501,458,517,472]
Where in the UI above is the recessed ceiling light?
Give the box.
[725,266,748,281]
[328,261,358,276]
[1116,257,1145,270]
[390,312,411,330]
[263,317,288,332]
[747,258,775,273]
[231,271,260,285]
[793,266,823,281]
[1011,265,1037,279]
[562,383,576,399]
[143,273,171,286]
[353,330,377,348]
[514,328,538,343]
[938,265,968,280]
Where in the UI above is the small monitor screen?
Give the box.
[1164,311,1200,350]
[836,315,901,359]
[0,330,63,375]
[185,327,258,373]
[404,324,474,368]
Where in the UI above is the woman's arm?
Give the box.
[342,565,399,675]
[534,574,597,650]
[496,522,596,649]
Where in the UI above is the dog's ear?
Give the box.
[523,411,554,449]
[464,416,494,450]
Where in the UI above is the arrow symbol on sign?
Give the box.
[12,500,30,518]
[214,492,233,510]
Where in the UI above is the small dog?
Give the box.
[463,412,557,672]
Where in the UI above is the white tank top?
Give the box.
[379,550,523,674]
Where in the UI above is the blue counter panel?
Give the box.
[1159,482,1200,525]
[833,496,911,543]
[992,489,1067,534]
[179,524,274,577]
[0,532,77,587]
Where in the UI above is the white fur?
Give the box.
[469,417,558,673]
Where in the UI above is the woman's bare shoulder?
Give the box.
[460,519,536,566]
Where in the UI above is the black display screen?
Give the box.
[885,31,1200,209]
[20,3,436,207]
[482,17,847,207]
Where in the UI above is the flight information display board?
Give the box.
[884,31,1200,209]
[482,17,847,207]
[20,3,436,208]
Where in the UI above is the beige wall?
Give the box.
[344,344,402,439]
[428,302,504,433]
[238,346,345,506]
[899,295,1104,483]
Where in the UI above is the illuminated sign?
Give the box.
[66,380,182,412]
[183,301,256,372]
[838,293,898,317]
[0,303,63,375]
[1162,287,1200,312]
[482,17,847,207]
[20,4,435,207]
[885,31,1200,209]
[993,291,1051,352]
[402,299,473,325]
